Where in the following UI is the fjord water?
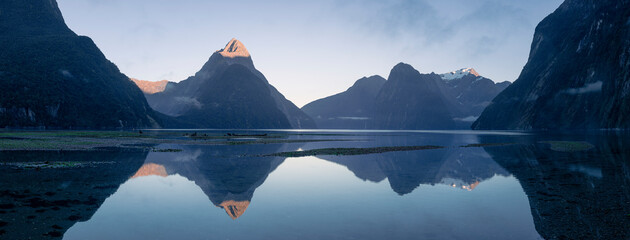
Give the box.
[1,131,629,239]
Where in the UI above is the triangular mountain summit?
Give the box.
[144,39,316,129]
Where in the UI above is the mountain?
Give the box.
[301,75,386,129]
[473,0,630,130]
[144,39,316,129]
[0,0,161,128]
[373,63,457,130]
[130,79,173,94]
[302,64,508,130]
[437,68,511,128]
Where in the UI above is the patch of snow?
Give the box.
[440,68,480,81]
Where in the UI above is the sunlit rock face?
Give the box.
[131,163,168,178]
[0,0,162,128]
[473,0,630,130]
[218,200,250,220]
[145,38,316,129]
[131,79,173,95]
[218,38,251,58]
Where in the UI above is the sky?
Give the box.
[57,0,563,107]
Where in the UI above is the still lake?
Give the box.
[1,130,629,239]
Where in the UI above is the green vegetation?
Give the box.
[0,138,101,150]
[186,133,284,140]
[152,148,183,152]
[227,139,355,145]
[539,141,595,152]
[461,143,516,148]
[264,145,444,157]
[3,161,114,169]
[0,131,149,138]
[0,131,363,151]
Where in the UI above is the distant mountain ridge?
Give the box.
[302,64,509,129]
[473,0,630,130]
[302,75,386,129]
[143,39,316,129]
[0,0,162,128]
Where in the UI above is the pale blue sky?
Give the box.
[57,0,563,107]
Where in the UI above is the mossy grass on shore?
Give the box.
[539,141,595,152]
[460,143,516,148]
[0,131,150,138]
[263,145,444,157]
[0,130,365,151]
[152,148,183,152]
[2,161,115,169]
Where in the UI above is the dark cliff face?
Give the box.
[374,63,456,130]
[146,39,316,129]
[0,0,70,36]
[0,0,161,128]
[473,0,630,130]
[301,75,386,129]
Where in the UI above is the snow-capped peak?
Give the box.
[440,68,480,81]
[217,38,251,58]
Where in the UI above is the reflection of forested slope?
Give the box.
[0,151,147,239]
[483,135,630,239]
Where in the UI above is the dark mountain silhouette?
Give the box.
[374,63,456,130]
[0,0,162,128]
[302,65,508,130]
[302,75,386,129]
[473,0,630,130]
[143,39,316,129]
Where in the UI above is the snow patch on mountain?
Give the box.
[440,68,480,81]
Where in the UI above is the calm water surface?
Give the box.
[1,130,629,239]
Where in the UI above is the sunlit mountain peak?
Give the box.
[218,200,251,220]
[217,38,251,58]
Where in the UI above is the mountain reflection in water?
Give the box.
[1,131,629,239]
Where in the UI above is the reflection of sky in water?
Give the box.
[64,157,540,240]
